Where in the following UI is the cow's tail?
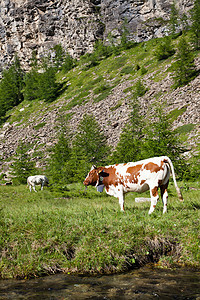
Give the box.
[164,157,184,201]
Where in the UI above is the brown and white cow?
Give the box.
[83,156,183,214]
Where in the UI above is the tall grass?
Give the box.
[0,181,199,279]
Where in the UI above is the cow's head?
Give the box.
[83,165,108,187]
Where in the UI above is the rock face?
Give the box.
[0,0,194,69]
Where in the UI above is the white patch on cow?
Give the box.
[106,184,124,211]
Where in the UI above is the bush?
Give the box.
[154,37,175,60]
[134,80,147,97]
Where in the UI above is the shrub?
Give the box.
[134,80,147,97]
[154,37,175,60]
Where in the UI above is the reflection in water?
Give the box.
[0,267,199,299]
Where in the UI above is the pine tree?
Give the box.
[23,55,61,102]
[23,68,41,101]
[112,98,144,163]
[23,51,40,101]
[154,36,175,60]
[190,0,200,50]
[0,55,24,119]
[62,53,77,73]
[11,142,36,185]
[134,80,147,97]
[142,104,188,179]
[120,19,134,50]
[51,44,66,70]
[169,1,179,38]
[47,128,72,187]
[173,36,197,88]
[71,114,110,181]
[38,65,60,102]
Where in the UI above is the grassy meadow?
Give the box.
[0,181,199,279]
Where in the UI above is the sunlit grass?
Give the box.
[0,181,199,279]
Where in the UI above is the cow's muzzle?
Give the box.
[83,180,88,186]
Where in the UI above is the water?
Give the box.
[0,267,199,299]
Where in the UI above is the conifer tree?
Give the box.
[154,36,175,60]
[0,55,24,119]
[62,53,77,73]
[190,0,200,50]
[169,1,179,38]
[11,142,36,185]
[38,64,60,102]
[23,54,61,102]
[23,51,40,101]
[134,80,147,97]
[51,44,66,70]
[47,128,72,187]
[112,97,144,163]
[173,36,197,88]
[71,114,110,181]
[23,68,40,101]
[142,104,188,179]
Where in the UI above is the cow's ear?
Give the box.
[99,170,109,177]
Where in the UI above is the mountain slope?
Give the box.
[0,37,199,176]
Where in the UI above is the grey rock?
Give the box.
[0,0,194,69]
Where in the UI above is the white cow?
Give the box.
[84,156,183,214]
[27,175,49,192]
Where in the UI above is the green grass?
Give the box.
[175,124,196,142]
[6,100,49,126]
[33,122,46,130]
[168,106,188,122]
[0,182,199,279]
[120,65,135,75]
[110,100,123,111]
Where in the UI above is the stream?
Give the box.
[0,266,199,299]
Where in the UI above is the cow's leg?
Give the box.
[118,192,125,211]
[149,186,159,214]
[160,183,169,214]
[29,185,32,192]
[33,185,37,192]
[41,183,44,190]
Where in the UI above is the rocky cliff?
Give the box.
[0,0,194,69]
